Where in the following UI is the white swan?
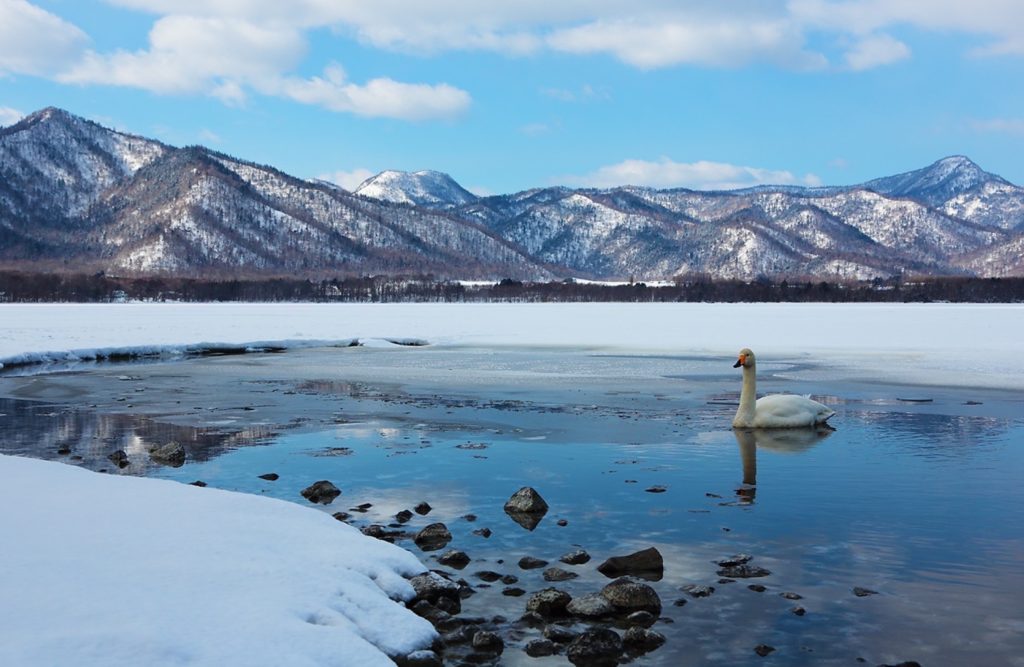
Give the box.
[732,348,835,428]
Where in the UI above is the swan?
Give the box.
[732,348,835,428]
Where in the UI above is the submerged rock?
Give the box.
[597,547,664,580]
[300,480,341,504]
[395,649,442,667]
[150,442,185,467]
[566,593,615,619]
[409,571,462,612]
[526,588,572,617]
[107,450,129,468]
[471,630,504,654]
[543,625,577,644]
[414,523,452,551]
[717,563,771,578]
[543,567,578,582]
[519,556,548,570]
[623,627,666,652]
[566,628,623,666]
[680,584,715,598]
[560,549,591,565]
[437,550,470,569]
[258,472,279,481]
[754,644,776,657]
[525,638,556,657]
[716,553,752,567]
[600,577,662,614]
[395,509,414,523]
[414,501,433,515]
[853,586,879,597]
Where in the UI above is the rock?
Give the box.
[473,527,492,538]
[474,571,503,582]
[463,513,477,521]
[190,480,207,487]
[441,625,476,646]
[409,571,462,611]
[718,578,736,584]
[560,549,591,565]
[716,553,752,567]
[395,649,442,667]
[57,446,71,455]
[748,584,767,593]
[566,593,615,618]
[414,523,452,551]
[543,625,577,644]
[525,638,556,657]
[519,611,545,627]
[300,480,341,504]
[543,567,578,582]
[415,501,432,515]
[626,610,656,627]
[471,630,504,654]
[853,587,879,597]
[332,512,350,522]
[502,587,526,597]
[361,524,403,542]
[623,627,666,652]
[526,588,572,617]
[258,472,279,481]
[107,450,129,468]
[150,442,186,467]
[680,584,715,598]
[717,564,771,578]
[780,591,803,600]
[396,509,414,523]
[557,519,569,526]
[566,628,623,666]
[645,485,667,493]
[501,574,519,585]
[438,550,470,569]
[519,556,548,570]
[878,662,922,667]
[672,598,688,607]
[596,547,664,580]
[600,577,662,614]
[410,600,450,626]
[754,644,775,657]
[792,606,806,616]
[504,486,549,513]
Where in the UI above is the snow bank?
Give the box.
[0,454,436,667]
[1,302,1022,388]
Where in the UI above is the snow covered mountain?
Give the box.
[2,107,1022,280]
[354,170,478,208]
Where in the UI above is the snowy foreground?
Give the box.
[0,454,436,667]
[2,302,1023,389]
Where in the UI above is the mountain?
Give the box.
[0,109,548,279]
[354,170,478,208]
[2,107,1023,281]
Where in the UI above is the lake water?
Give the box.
[2,345,1022,666]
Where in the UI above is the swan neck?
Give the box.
[734,363,757,427]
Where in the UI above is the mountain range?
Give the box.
[2,107,1023,281]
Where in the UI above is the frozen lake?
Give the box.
[2,307,1023,667]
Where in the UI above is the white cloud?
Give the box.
[0,0,88,76]
[317,168,376,191]
[971,118,1024,136]
[843,33,910,70]
[0,106,25,126]
[198,128,222,144]
[562,157,823,190]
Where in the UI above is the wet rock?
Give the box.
[361,524,403,542]
[189,480,207,487]
[645,485,667,493]
[150,442,186,467]
[415,501,433,515]
[57,446,71,455]
[792,606,806,616]
[395,649,442,667]
[107,450,130,468]
[680,584,716,598]
[472,527,492,538]
[471,630,504,654]
[544,625,578,644]
[600,577,662,614]
[410,571,462,611]
[463,513,477,522]
[414,523,452,551]
[332,512,350,522]
[623,627,666,652]
[525,638,556,657]
[519,556,548,570]
[672,598,688,607]
[626,610,656,627]
[518,611,545,627]
[566,593,615,618]
[748,584,767,593]
[853,587,879,597]
[526,588,572,617]
[780,591,803,600]
[474,571,503,582]
[718,578,736,584]
[596,547,664,580]
[566,628,623,666]
[543,567,578,582]
[878,662,922,667]
[300,480,341,504]
[441,625,476,646]
[557,519,569,526]
[716,553,752,567]
[500,574,519,585]
[505,486,549,513]
[717,564,771,578]
[561,549,591,565]
[506,511,545,531]
[754,644,775,657]
[438,550,470,569]
[502,587,526,597]
[396,509,414,523]
[410,600,450,626]
[258,472,279,481]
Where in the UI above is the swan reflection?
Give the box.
[733,427,834,504]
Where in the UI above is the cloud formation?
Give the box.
[0,106,25,126]
[562,158,823,190]
[0,0,88,76]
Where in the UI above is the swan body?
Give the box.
[732,348,835,429]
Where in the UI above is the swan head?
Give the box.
[733,348,755,369]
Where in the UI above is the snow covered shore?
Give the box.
[2,302,1022,388]
[0,454,436,667]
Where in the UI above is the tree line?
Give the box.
[0,271,1022,303]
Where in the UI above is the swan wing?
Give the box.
[753,394,835,428]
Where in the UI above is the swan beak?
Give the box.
[733,355,745,368]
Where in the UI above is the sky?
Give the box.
[0,0,1022,195]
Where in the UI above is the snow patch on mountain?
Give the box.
[355,170,478,208]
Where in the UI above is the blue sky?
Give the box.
[1,0,1023,194]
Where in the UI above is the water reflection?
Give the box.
[733,427,834,504]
